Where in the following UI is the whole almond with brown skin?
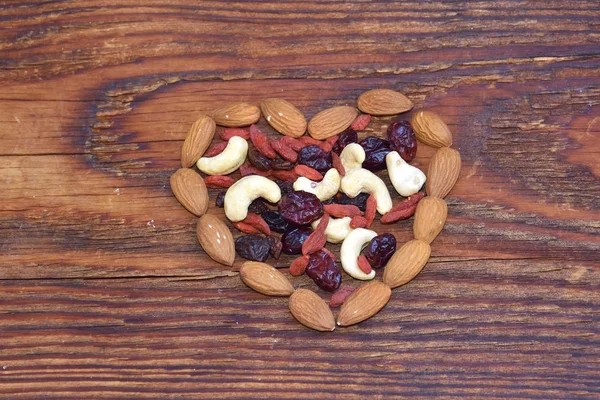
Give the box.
[413,197,448,244]
[412,110,453,148]
[170,168,209,216]
[210,102,260,127]
[337,281,391,327]
[357,89,413,116]
[383,239,431,289]
[196,214,235,266]
[307,106,357,140]
[181,115,216,168]
[240,261,294,297]
[426,147,461,199]
[289,288,335,332]
[260,98,307,138]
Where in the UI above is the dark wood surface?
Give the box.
[1,1,599,398]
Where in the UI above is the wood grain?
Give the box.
[1,1,599,398]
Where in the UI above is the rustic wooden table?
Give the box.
[1,1,599,398]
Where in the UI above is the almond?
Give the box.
[240,261,295,297]
[307,106,357,140]
[413,197,448,244]
[170,168,209,217]
[336,281,391,327]
[196,214,235,266]
[289,288,335,332]
[426,147,461,199]
[260,98,307,138]
[181,115,216,168]
[382,239,431,289]
[357,89,413,116]
[210,102,260,127]
[412,110,453,148]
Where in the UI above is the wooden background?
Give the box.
[1,1,599,398]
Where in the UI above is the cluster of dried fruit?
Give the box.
[170,89,461,331]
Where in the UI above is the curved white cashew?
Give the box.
[224,175,281,222]
[340,228,377,280]
[293,168,341,201]
[386,151,426,197]
[196,136,248,175]
[340,168,393,214]
[339,143,365,171]
[311,216,353,244]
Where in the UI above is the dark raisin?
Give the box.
[274,180,294,195]
[333,192,370,211]
[297,145,332,174]
[363,233,396,269]
[278,191,324,225]
[215,191,226,207]
[235,235,271,262]
[271,157,295,170]
[247,145,272,171]
[248,198,269,214]
[266,235,282,259]
[332,128,358,154]
[306,250,342,292]
[262,210,297,234]
[387,120,417,162]
[359,136,391,171]
[281,227,312,255]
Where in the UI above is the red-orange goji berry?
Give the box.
[271,169,298,182]
[331,152,345,176]
[357,254,373,275]
[249,125,277,159]
[365,193,377,227]
[329,285,356,307]
[271,140,298,163]
[242,213,272,235]
[380,203,418,224]
[294,164,323,181]
[350,215,368,229]
[350,114,371,131]
[289,255,310,276]
[205,175,235,188]
[203,142,228,157]
[299,136,323,146]
[281,136,305,152]
[323,204,362,218]
[220,128,250,141]
[233,221,262,234]
[301,213,330,256]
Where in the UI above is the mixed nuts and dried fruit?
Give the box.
[170,88,461,331]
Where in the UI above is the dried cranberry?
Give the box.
[271,157,295,170]
[360,136,391,171]
[248,198,269,214]
[262,210,296,234]
[247,145,272,171]
[281,227,312,255]
[267,235,282,259]
[387,120,417,162]
[332,192,370,212]
[274,180,294,195]
[278,191,323,225]
[306,250,342,292]
[332,128,358,154]
[363,233,396,269]
[215,191,226,208]
[235,235,271,262]
[297,145,332,174]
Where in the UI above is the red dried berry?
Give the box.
[357,254,373,275]
[320,247,336,261]
[323,204,362,218]
[387,120,417,162]
[205,175,235,188]
[294,164,323,181]
[350,215,368,229]
[380,204,418,224]
[350,114,371,131]
[301,213,330,256]
[242,213,272,235]
[250,125,277,159]
[240,162,271,177]
[279,191,324,225]
[331,152,345,176]
[289,255,310,276]
[365,194,377,227]
[204,142,228,157]
[299,136,323,146]
[271,169,298,182]
[306,250,341,292]
[271,140,298,163]
[329,285,356,307]
[281,136,306,152]
[233,221,262,234]
[220,128,250,141]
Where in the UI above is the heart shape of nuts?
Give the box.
[170,89,461,331]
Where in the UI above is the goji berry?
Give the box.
[350,215,368,229]
[294,164,323,181]
[302,213,330,256]
[281,136,306,152]
[271,170,298,182]
[380,203,418,224]
[271,139,298,162]
[299,136,323,146]
[242,213,272,235]
[232,221,262,234]
[205,175,235,188]
[365,194,377,227]
[350,114,371,131]
[240,162,271,177]
[220,128,250,140]
[289,255,310,276]
[204,142,228,157]
[329,285,356,307]
[250,125,277,159]
[331,152,345,176]
[323,204,362,218]
[357,254,373,275]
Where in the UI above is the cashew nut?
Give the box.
[340,228,377,280]
[224,175,281,222]
[340,168,393,214]
[339,143,365,171]
[386,151,426,197]
[196,136,248,175]
[293,168,341,201]
[311,216,353,243]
